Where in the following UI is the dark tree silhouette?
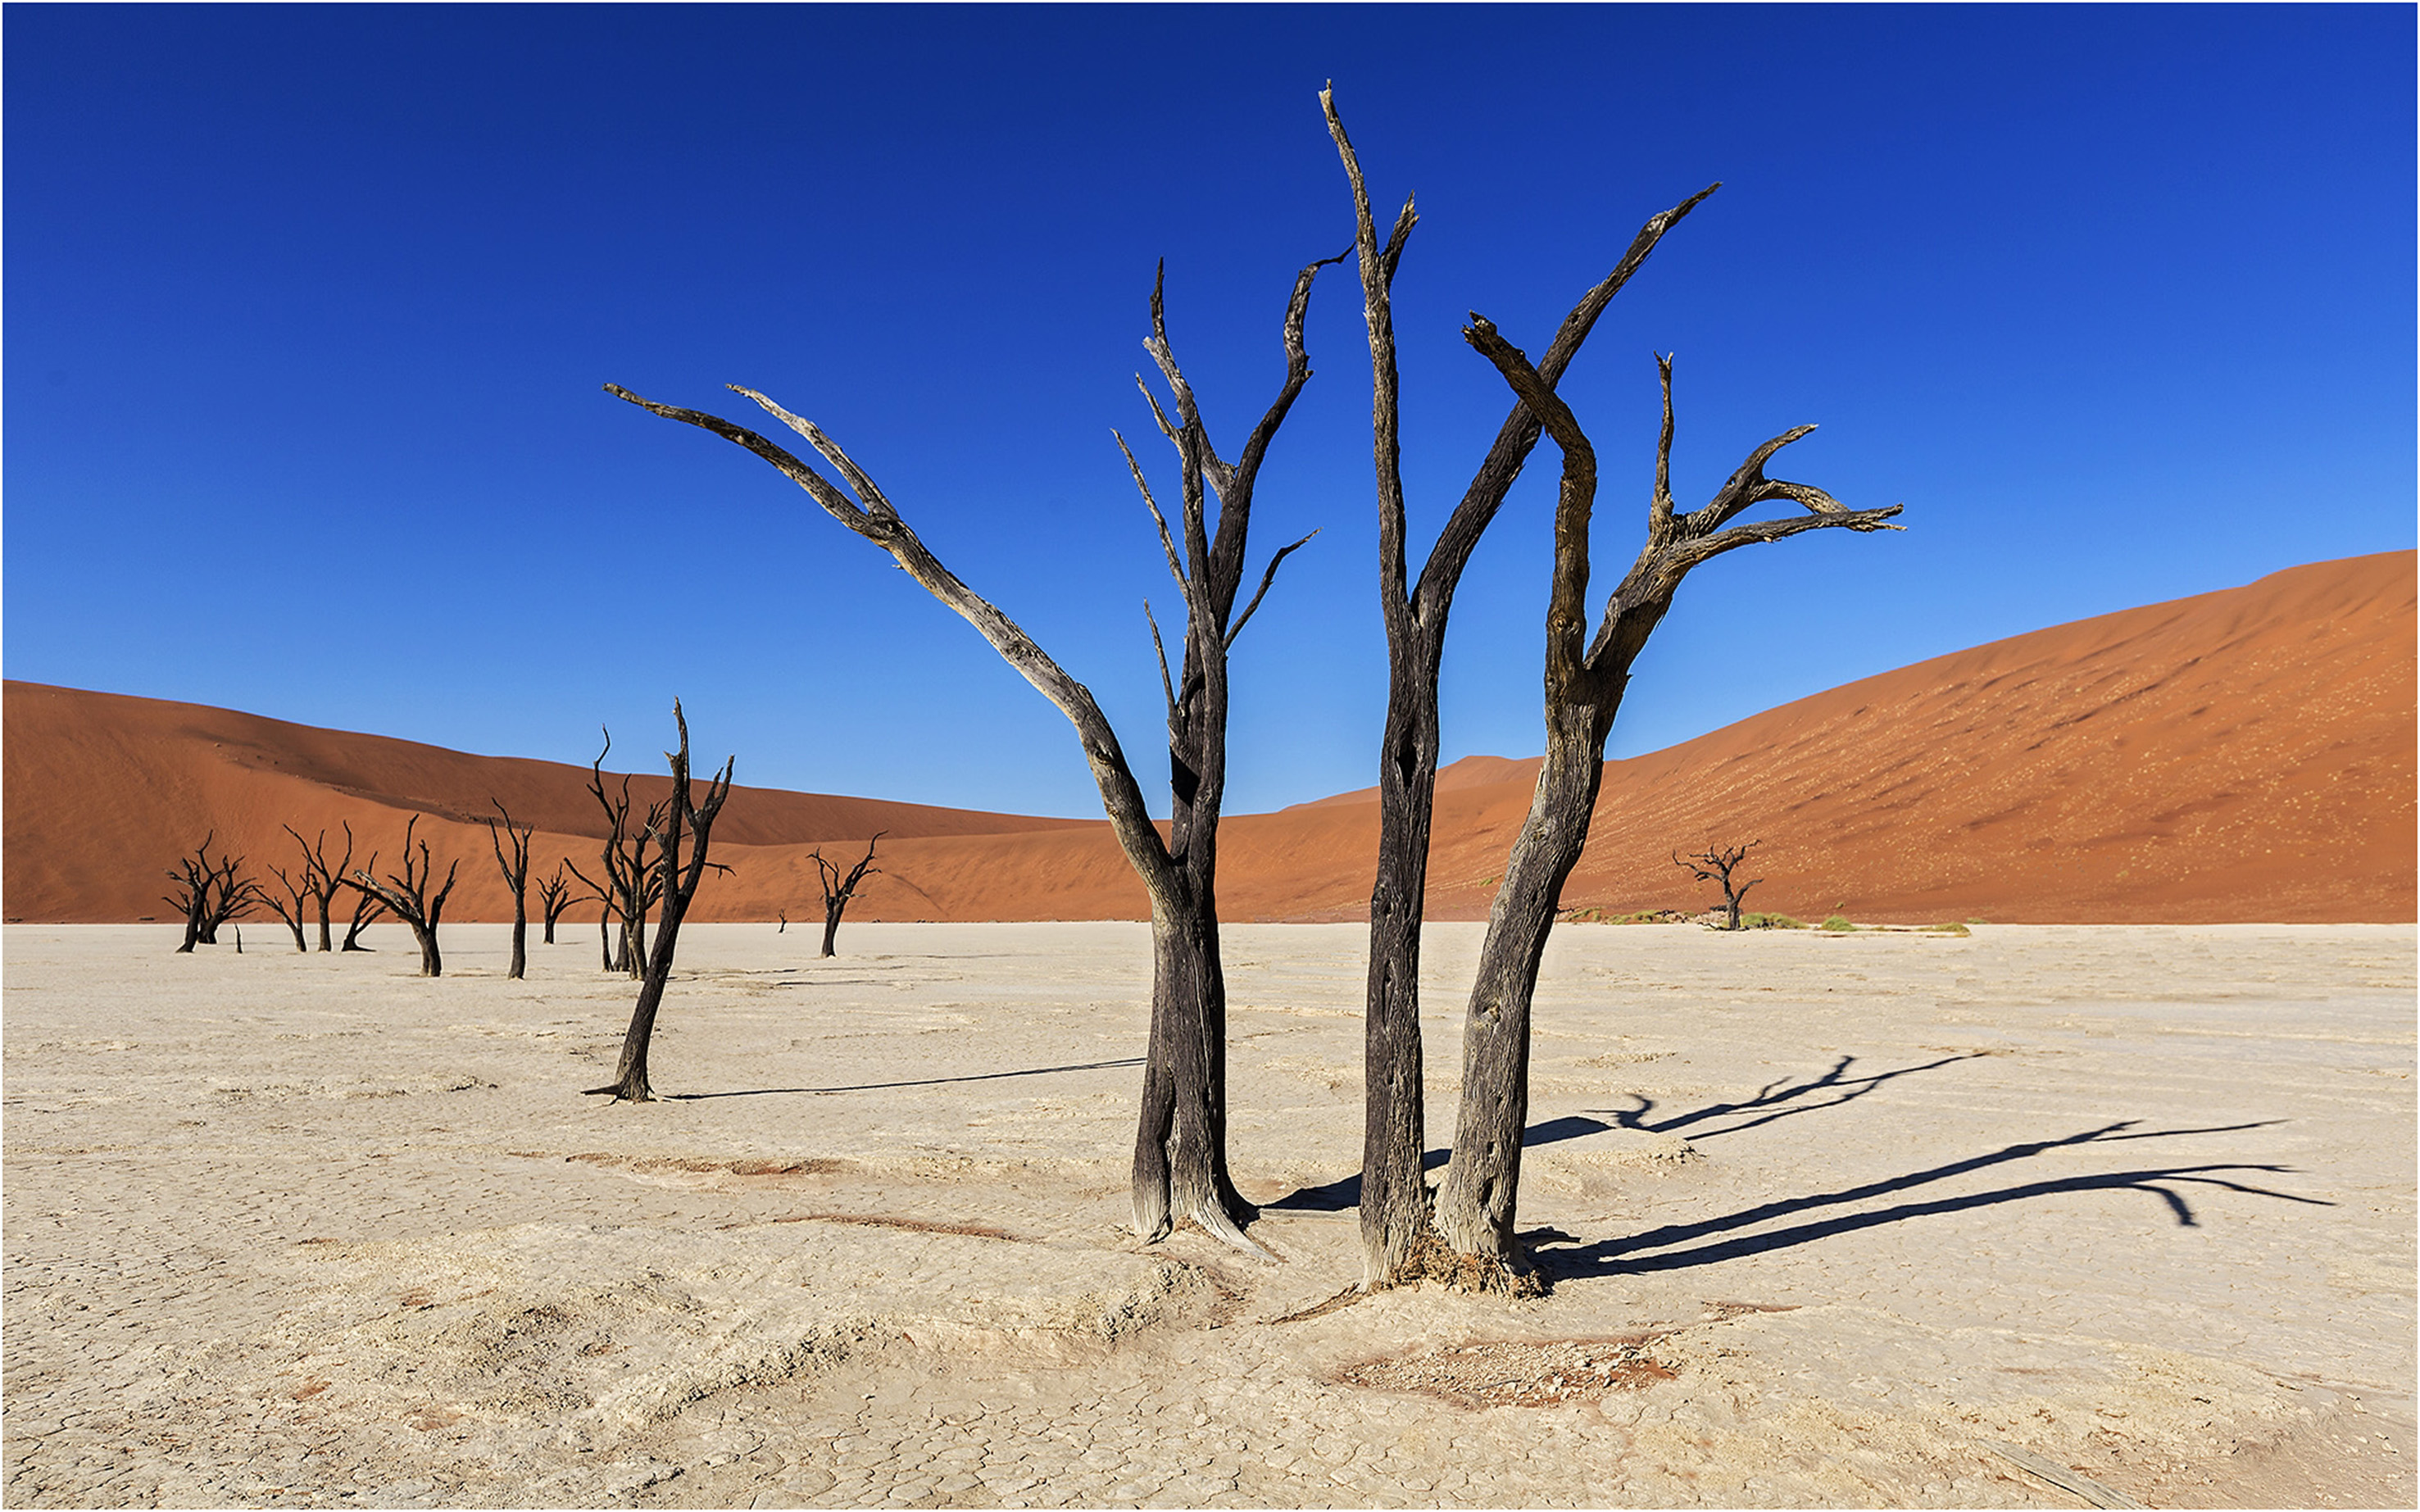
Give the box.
[340,888,387,951]
[488,801,533,979]
[536,862,580,946]
[566,732,666,979]
[1429,325,1901,1277]
[345,815,461,977]
[164,834,260,952]
[282,825,358,951]
[262,860,313,951]
[586,702,734,1102]
[810,833,882,958]
[610,253,1333,1254]
[1675,841,1764,930]
[1322,85,1717,1287]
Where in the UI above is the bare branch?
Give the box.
[1652,352,1677,538]
[1115,429,1190,597]
[1144,599,1178,725]
[1224,529,1320,650]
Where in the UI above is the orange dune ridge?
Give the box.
[5,551,2411,926]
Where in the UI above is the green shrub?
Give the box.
[1925,922,1972,936]
[1740,911,1808,930]
[1819,915,1858,933]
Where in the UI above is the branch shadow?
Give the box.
[1532,1118,2317,1280]
[666,1056,1145,1101]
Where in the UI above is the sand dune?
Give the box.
[5,551,2411,926]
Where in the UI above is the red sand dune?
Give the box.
[6,552,2412,927]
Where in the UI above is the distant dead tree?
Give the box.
[284,824,360,951]
[612,247,1334,1253]
[164,833,260,952]
[1675,841,1764,931]
[340,888,387,951]
[1426,320,1900,1277]
[535,862,580,945]
[262,860,313,951]
[809,833,882,957]
[585,702,734,1102]
[487,801,533,979]
[566,730,667,980]
[345,815,461,977]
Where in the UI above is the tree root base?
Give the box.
[1373,1227,1549,1298]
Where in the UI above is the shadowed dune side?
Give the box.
[5,552,2412,925]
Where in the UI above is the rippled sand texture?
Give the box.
[4,922,2412,1507]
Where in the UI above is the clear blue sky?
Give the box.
[7,5,2412,817]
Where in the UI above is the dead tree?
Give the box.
[487,801,533,979]
[565,732,666,979]
[1675,841,1764,930]
[585,702,734,1102]
[809,833,883,958]
[536,862,580,945]
[610,253,1331,1254]
[1323,86,1719,1287]
[262,861,313,951]
[340,888,387,951]
[1427,323,1902,1275]
[282,824,358,951]
[345,815,461,977]
[163,834,261,951]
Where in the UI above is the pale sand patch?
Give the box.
[3,921,2411,1508]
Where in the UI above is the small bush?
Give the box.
[1924,922,1972,937]
[1819,915,1858,933]
[1740,912,1807,930]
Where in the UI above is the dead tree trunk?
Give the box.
[284,824,357,952]
[810,833,882,957]
[345,815,461,977]
[264,862,312,951]
[340,887,387,951]
[537,864,579,945]
[587,702,735,1102]
[1676,842,1763,929]
[165,834,261,951]
[1429,327,1904,1275]
[1323,86,1717,1288]
[610,252,1331,1254]
[488,801,533,978]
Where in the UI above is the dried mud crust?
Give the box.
[1333,1335,1679,1409]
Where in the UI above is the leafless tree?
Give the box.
[1675,841,1764,930]
[163,833,260,952]
[809,833,882,958]
[566,731,667,979]
[262,860,313,951]
[536,862,581,945]
[340,888,387,951]
[1425,320,1901,1278]
[345,815,461,977]
[1323,85,1719,1287]
[488,801,533,979]
[585,702,734,1102]
[610,253,1333,1254]
[282,824,357,951]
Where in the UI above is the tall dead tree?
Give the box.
[809,833,882,958]
[1323,86,1719,1287]
[164,834,260,951]
[585,702,734,1102]
[263,861,313,951]
[1675,840,1763,930]
[1429,326,1902,1274]
[536,862,580,945]
[283,824,358,951]
[345,815,461,977]
[610,253,1332,1253]
[487,801,533,979]
[566,733,666,980]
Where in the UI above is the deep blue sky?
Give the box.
[7,5,2412,816]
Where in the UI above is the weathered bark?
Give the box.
[537,865,579,945]
[488,801,533,979]
[588,702,735,1102]
[609,253,1330,1253]
[1322,85,1719,1287]
[1432,329,1903,1269]
[1675,842,1763,929]
[810,834,882,957]
[346,815,460,977]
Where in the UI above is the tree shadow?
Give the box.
[1260,1051,1985,1214]
[1532,1118,2316,1280]
[666,1056,1145,1101]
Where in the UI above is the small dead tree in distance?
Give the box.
[585,702,734,1103]
[536,862,580,945]
[345,815,461,977]
[810,833,882,958]
[1430,322,1903,1274]
[565,732,666,980]
[610,252,1334,1254]
[488,801,534,979]
[262,860,313,951]
[340,888,388,951]
[1322,85,1717,1287]
[283,824,359,951]
[164,833,261,952]
[1674,840,1763,930]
